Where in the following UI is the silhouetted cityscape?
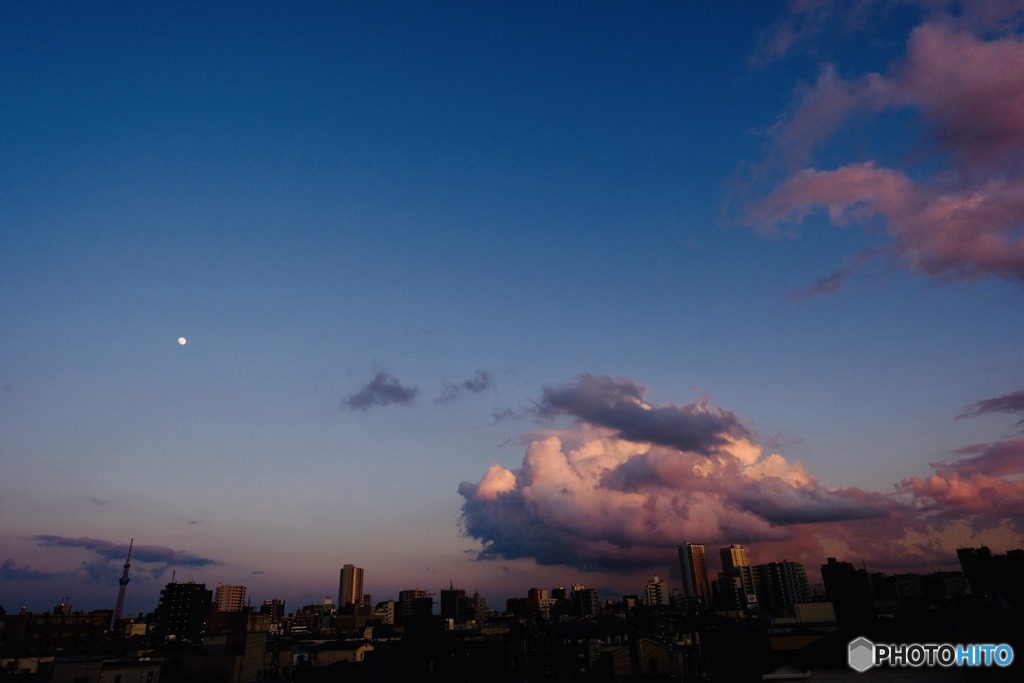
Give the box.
[1,543,1020,681]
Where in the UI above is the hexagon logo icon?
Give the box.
[848,637,875,672]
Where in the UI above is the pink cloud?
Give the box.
[746,8,1024,290]
[460,376,892,573]
[459,376,1024,576]
[898,22,1024,169]
[958,389,1024,424]
[750,162,1024,283]
[900,439,1024,529]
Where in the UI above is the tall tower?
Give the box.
[678,542,709,605]
[338,564,364,607]
[113,538,133,623]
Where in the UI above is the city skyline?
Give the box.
[3,1,1024,617]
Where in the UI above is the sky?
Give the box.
[2,0,1023,617]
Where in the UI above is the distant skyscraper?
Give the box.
[113,538,133,624]
[155,580,213,642]
[717,545,756,613]
[678,543,709,605]
[754,561,811,615]
[572,587,601,618]
[720,544,748,573]
[398,588,432,624]
[645,576,667,606]
[956,546,994,595]
[260,598,286,622]
[440,583,467,622]
[214,583,247,612]
[338,564,365,607]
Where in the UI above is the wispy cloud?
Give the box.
[744,4,1024,292]
[958,389,1024,425]
[436,370,494,404]
[342,371,418,412]
[31,536,219,577]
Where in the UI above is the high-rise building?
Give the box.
[338,564,365,607]
[464,590,489,623]
[155,580,213,642]
[678,543,709,605]
[956,546,993,595]
[260,599,286,623]
[820,557,873,624]
[440,584,467,622]
[754,561,811,616]
[398,588,432,625]
[715,544,756,613]
[214,583,247,612]
[720,544,748,573]
[572,587,601,618]
[645,576,667,606]
[374,601,396,625]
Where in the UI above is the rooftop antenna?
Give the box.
[112,538,133,626]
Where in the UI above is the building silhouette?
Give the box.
[572,586,601,618]
[155,580,213,643]
[260,598,286,622]
[754,561,810,616]
[398,588,432,626]
[821,557,874,624]
[112,538,133,624]
[440,583,467,623]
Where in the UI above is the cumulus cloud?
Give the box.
[436,370,494,404]
[899,439,1024,532]
[460,375,1024,574]
[958,389,1024,425]
[745,5,1024,291]
[459,376,891,572]
[342,371,418,411]
[537,374,751,456]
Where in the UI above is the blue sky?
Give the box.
[3,1,1023,616]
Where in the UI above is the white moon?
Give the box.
[178,337,187,345]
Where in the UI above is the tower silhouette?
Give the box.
[113,538,133,624]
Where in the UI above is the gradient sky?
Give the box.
[3,1,1023,617]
